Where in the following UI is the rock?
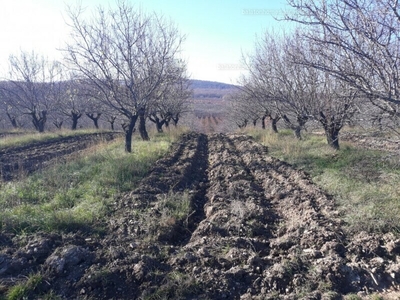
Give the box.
[45,245,91,274]
[24,238,52,260]
[133,261,146,281]
[386,240,400,255]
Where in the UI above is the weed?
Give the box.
[145,271,200,300]
[158,191,192,228]
[369,295,384,300]
[345,294,362,300]
[6,273,42,300]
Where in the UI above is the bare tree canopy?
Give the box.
[63,0,187,151]
[237,28,360,149]
[286,0,400,121]
[149,65,192,132]
[0,51,63,132]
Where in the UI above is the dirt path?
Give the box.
[1,133,400,299]
[0,132,122,181]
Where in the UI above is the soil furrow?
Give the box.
[70,133,210,299]
[166,133,275,299]
[1,132,400,299]
[231,134,400,297]
[0,132,121,181]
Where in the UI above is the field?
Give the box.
[0,128,400,299]
[0,131,122,181]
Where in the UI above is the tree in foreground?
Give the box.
[286,0,400,130]
[64,1,187,151]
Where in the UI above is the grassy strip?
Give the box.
[247,128,400,235]
[0,129,111,150]
[0,132,180,235]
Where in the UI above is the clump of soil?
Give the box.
[341,132,400,153]
[0,132,399,299]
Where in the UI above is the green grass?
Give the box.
[0,133,175,235]
[5,273,42,300]
[145,270,200,300]
[247,128,400,235]
[0,129,109,150]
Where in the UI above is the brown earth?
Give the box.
[1,133,400,299]
[0,132,122,181]
[341,132,400,153]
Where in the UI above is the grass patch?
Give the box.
[0,133,176,235]
[5,273,42,300]
[0,129,107,150]
[145,271,200,300]
[247,128,400,235]
[138,190,193,242]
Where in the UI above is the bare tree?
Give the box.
[236,75,282,132]
[239,28,359,148]
[241,31,316,139]
[226,91,251,129]
[86,112,102,129]
[63,1,186,151]
[286,0,400,128]
[0,51,62,132]
[149,65,191,132]
[55,79,85,130]
[0,86,21,129]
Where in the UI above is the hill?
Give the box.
[189,79,238,100]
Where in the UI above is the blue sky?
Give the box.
[0,0,292,84]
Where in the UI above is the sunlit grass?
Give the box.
[0,132,177,235]
[247,128,400,235]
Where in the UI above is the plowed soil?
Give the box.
[341,132,400,153]
[0,132,122,181]
[1,133,400,299]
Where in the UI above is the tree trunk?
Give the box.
[107,116,116,131]
[6,113,19,129]
[319,112,341,150]
[324,127,340,150]
[149,115,164,133]
[172,114,179,126]
[53,120,63,129]
[86,113,101,129]
[271,116,280,133]
[294,126,302,139]
[32,110,47,133]
[261,115,267,129]
[122,116,138,153]
[292,115,308,140]
[71,112,82,130]
[138,108,149,141]
[237,119,248,128]
[283,114,302,139]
